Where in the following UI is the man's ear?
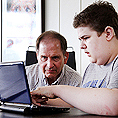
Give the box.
[104,26,115,41]
[36,52,39,60]
[64,52,69,64]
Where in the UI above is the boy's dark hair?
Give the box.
[73,0,118,38]
[36,30,67,55]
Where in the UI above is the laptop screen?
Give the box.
[0,62,32,105]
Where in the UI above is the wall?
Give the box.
[45,0,85,75]
[60,0,81,73]
[0,0,1,62]
[45,0,82,74]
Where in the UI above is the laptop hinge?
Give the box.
[0,101,30,107]
[0,101,32,114]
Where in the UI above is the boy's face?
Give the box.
[77,26,112,65]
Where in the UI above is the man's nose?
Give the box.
[47,58,54,68]
[80,41,87,49]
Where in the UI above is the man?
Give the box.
[25,30,82,106]
[31,1,118,116]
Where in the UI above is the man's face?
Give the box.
[37,38,68,82]
[77,26,111,65]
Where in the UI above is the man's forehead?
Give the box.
[40,37,60,43]
[39,50,62,58]
[39,41,60,50]
[38,40,63,55]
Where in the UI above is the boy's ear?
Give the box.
[104,26,115,41]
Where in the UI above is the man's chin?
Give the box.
[45,74,56,79]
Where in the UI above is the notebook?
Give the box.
[0,61,70,114]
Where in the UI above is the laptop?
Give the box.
[0,61,70,114]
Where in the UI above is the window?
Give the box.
[2,0,44,62]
